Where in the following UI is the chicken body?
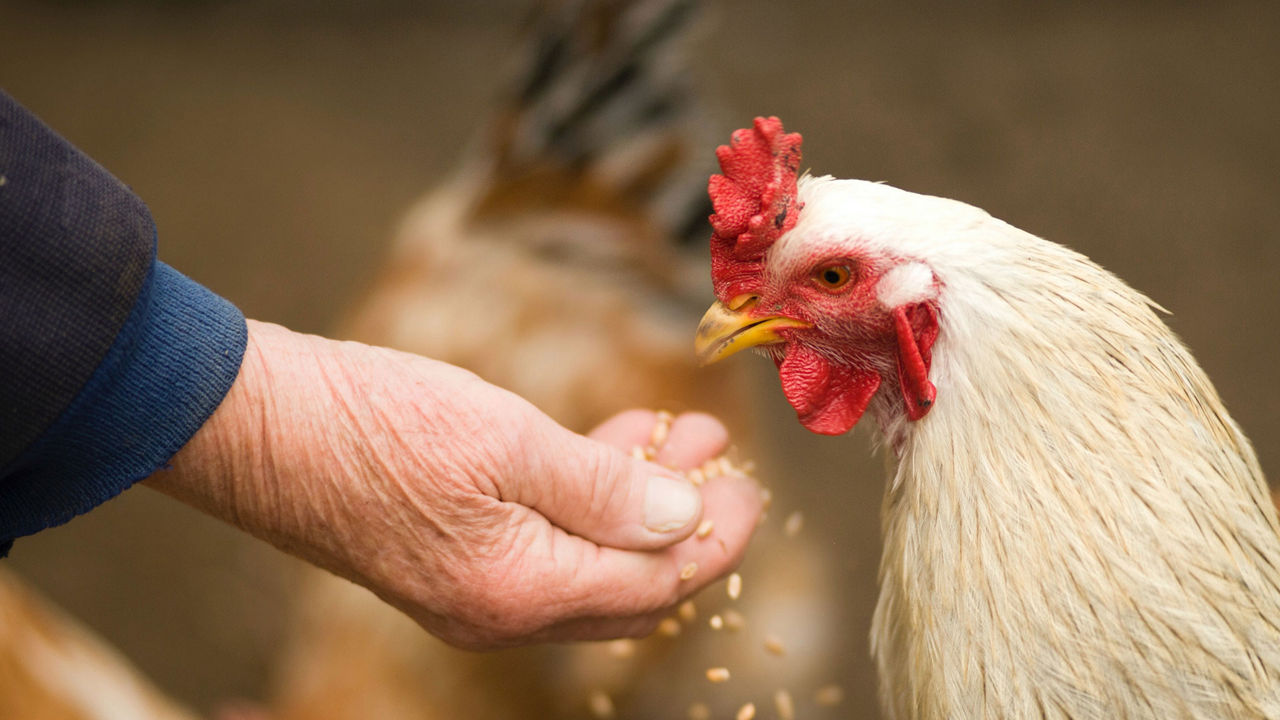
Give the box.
[701,165,1280,718]
[854,180,1280,719]
[0,567,198,720]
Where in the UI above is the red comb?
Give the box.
[708,116,803,301]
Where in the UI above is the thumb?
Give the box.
[520,411,723,551]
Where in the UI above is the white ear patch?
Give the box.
[876,261,936,309]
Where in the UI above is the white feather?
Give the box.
[876,262,936,309]
[773,176,1280,719]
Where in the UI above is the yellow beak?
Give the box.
[694,297,811,366]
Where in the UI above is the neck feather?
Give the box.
[868,223,1280,719]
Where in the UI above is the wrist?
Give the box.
[141,319,508,586]
[142,321,328,554]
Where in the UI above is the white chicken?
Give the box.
[696,117,1280,719]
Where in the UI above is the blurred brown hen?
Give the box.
[335,0,725,432]
[0,567,199,720]
[266,2,838,719]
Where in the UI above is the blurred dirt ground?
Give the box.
[3,0,1279,717]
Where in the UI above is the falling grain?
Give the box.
[783,511,804,538]
[760,487,773,510]
[607,638,635,659]
[678,600,697,623]
[709,614,724,630]
[687,702,711,720]
[736,702,756,720]
[680,562,698,580]
[656,618,682,637]
[774,689,795,720]
[814,684,845,707]
[727,572,742,600]
[723,609,745,631]
[763,634,786,656]
[705,667,731,683]
[588,690,615,718]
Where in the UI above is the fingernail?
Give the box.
[644,475,701,533]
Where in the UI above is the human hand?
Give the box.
[145,321,763,649]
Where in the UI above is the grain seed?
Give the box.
[763,635,786,656]
[774,689,795,720]
[705,667,731,683]
[678,600,697,623]
[783,511,804,538]
[650,418,671,449]
[701,458,720,478]
[709,614,724,630]
[727,572,742,600]
[588,690,615,718]
[656,618,681,637]
[696,519,714,538]
[814,684,845,707]
[607,639,635,659]
[723,609,745,631]
[736,702,756,720]
[680,562,698,580]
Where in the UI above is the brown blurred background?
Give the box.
[3,0,1279,717]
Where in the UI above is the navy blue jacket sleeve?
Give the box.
[0,92,247,556]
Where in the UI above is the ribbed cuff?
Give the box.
[0,261,247,556]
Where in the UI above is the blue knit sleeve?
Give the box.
[0,93,247,556]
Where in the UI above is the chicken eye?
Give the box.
[815,264,854,291]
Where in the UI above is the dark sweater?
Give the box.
[0,92,247,555]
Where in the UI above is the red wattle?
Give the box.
[894,303,939,421]
[778,345,882,436]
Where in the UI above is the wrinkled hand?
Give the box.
[145,321,763,649]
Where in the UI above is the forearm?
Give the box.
[144,321,456,577]
[141,320,535,595]
[141,320,287,551]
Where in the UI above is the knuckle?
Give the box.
[543,440,635,528]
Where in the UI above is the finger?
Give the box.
[588,410,731,473]
[534,471,764,633]
[655,472,763,595]
[653,412,730,470]
[522,419,723,552]
[587,408,661,447]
